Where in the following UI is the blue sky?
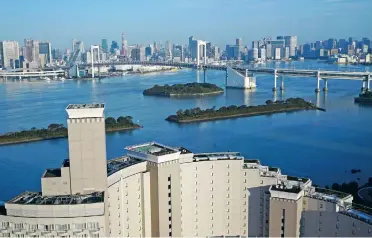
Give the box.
[2,0,371,49]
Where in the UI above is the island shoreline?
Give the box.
[166,107,322,123]
[0,125,141,146]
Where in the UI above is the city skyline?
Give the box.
[2,0,372,49]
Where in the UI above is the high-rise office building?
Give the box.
[267,40,284,59]
[24,39,39,63]
[165,41,172,60]
[110,41,119,54]
[145,45,152,57]
[0,104,371,237]
[236,38,242,46]
[284,36,297,57]
[131,46,146,61]
[121,33,128,57]
[252,41,259,49]
[0,41,20,68]
[101,39,108,53]
[327,38,337,50]
[188,36,207,64]
[38,42,52,65]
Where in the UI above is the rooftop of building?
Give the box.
[271,184,302,194]
[43,168,61,178]
[66,103,104,110]
[287,175,310,183]
[175,147,193,154]
[7,191,104,205]
[193,152,242,162]
[125,142,179,156]
[107,156,143,176]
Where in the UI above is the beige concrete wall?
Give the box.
[106,163,150,237]
[0,214,105,237]
[180,159,247,237]
[68,118,107,195]
[41,167,71,196]
[244,167,277,237]
[302,197,372,237]
[5,202,104,218]
[269,196,303,237]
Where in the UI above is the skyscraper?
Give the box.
[101,39,108,53]
[0,41,20,68]
[284,36,297,57]
[165,41,172,60]
[110,41,119,54]
[121,33,128,57]
[38,42,52,65]
[131,46,146,61]
[24,39,40,63]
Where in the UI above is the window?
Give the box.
[320,203,323,208]
[352,230,355,235]
[168,200,171,205]
[169,209,171,213]
[169,224,172,229]
[168,177,171,181]
[226,201,230,205]
[320,212,323,216]
[227,164,230,168]
[244,179,247,183]
[227,172,230,176]
[194,174,197,178]
[211,187,214,191]
[211,180,213,184]
[168,184,171,189]
[210,165,213,169]
[211,172,214,176]
[227,179,230,183]
[244,172,247,176]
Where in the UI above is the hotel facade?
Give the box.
[0,104,371,237]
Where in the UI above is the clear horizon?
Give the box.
[2,0,372,49]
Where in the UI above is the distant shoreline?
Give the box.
[0,125,141,146]
[167,107,319,123]
[166,98,325,124]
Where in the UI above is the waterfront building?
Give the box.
[0,104,371,237]
[274,47,281,60]
[252,40,259,49]
[0,41,19,68]
[38,42,52,65]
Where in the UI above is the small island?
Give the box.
[0,116,140,146]
[143,83,224,97]
[355,91,372,104]
[166,98,324,123]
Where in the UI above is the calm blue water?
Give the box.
[0,61,371,201]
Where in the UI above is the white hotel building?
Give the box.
[0,104,371,237]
